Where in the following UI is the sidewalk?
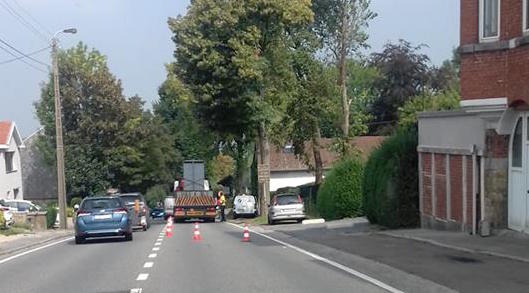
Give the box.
[0,229,73,257]
[380,228,529,263]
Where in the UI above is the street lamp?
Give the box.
[51,27,77,230]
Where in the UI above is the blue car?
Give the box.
[150,208,165,219]
[75,196,133,244]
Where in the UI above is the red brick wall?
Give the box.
[460,0,529,105]
[460,50,508,100]
[450,156,463,222]
[422,153,432,216]
[501,0,523,40]
[435,154,447,219]
[461,0,478,45]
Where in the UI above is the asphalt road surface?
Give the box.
[0,222,394,293]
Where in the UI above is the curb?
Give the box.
[0,232,73,258]
[378,231,529,264]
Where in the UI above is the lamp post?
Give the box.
[52,28,77,230]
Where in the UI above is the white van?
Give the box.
[164,196,175,220]
[233,194,257,219]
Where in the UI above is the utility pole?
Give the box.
[52,28,77,230]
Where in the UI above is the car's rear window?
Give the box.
[235,196,255,203]
[81,198,122,210]
[275,195,300,205]
[119,195,142,206]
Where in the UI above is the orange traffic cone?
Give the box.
[166,226,173,238]
[165,217,173,237]
[242,224,250,242]
[192,225,202,241]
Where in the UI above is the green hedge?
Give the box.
[46,205,58,229]
[317,157,364,220]
[363,127,419,228]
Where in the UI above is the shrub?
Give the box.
[70,197,82,207]
[317,157,364,220]
[0,211,5,229]
[46,205,58,229]
[363,127,419,228]
[67,207,74,218]
[145,185,168,208]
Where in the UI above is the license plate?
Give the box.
[94,214,112,220]
[186,211,204,216]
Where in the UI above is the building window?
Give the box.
[512,118,522,168]
[480,0,500,40]
[4,151,15,173]
[523,0,529,33]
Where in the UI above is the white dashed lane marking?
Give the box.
[144,262,154,268]
[130,288,142,293]
[136,273,149,281]
[152,247,160,251]
[154,242,162,246]
[148,253,157,258]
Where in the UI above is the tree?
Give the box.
[154,64,216,177]
[369,40,432,134]
[169,0,313,216]
[397,89,460,129]
[282,36,337,184]
[312,0,376,137]
[430,49,460,92]
[35,42,176,197]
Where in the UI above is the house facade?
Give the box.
[270,137,385,192]
[418,0,529,234]
[0,121,25,200]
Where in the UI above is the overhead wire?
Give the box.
[0,43,47,73]
[9,0,52,36]
[0,45,49,65]
[0,0,49,42]
[0,37,50,67]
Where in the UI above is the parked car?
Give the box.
[0,199,41,213]
[0,204,14,227]
[163,196,175,220]
[233,194,257,219]
[74,196,133,244]
[267,193,305,225]
[150,208,165,219]
[118,193,151,231]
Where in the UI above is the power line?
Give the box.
[0,37,50,67]
[0,0,49,42]
[0,43,47,73]
[9,0,52,36]
[0,45,49,65]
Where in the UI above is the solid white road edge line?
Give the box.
[226,222,404,293]
[0,237,74,265]
[136,273,149,281]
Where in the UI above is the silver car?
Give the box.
[268,193,305,225]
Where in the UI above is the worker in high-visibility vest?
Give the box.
[219,191,226,222]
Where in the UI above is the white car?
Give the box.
[0,199,41,213]
[233,195,257,219]
[0,205,14,227]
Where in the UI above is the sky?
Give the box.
[0,0,459,137]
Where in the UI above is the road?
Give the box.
[0,221,392,293]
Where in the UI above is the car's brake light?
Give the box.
[77,210,91,217]
[114,208,128,215]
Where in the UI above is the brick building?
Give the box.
[418,0,529,234]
